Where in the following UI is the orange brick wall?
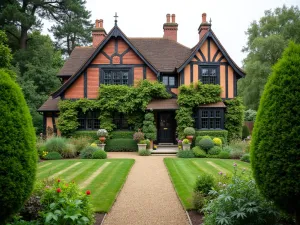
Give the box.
[220,65,226,98]
[123,50,143,64]
[87,68,99,99]
[134,67,143,86]
[65,74,84,98]
[228,66,234,98]
[146,68,157,82]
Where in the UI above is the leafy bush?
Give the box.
[194,174,215,195]
[143,139,151,149]
[229,139,249,153]
[241,154,250,163]
[222,146,233,153]
[202,174,281,225]
[230,149,244,159]
[111,131,134,139]
[68,136,92,154]
[142,113,157,140]
[177,150,195,158]
[138,149,151,156]
[105,139,138,152]
[80,146,99,159]
[208,146,222,155]
[192,146,206,158]
[244,109,257,121]
[40,179,94,225]
[199,138,214,151]
[196,130,228,144]
[212,137,222,147]
[133,130,144,142]
[193,191,207,212]
[242,125,250,139]
[182,138,190,144]
[44,152,63,160]
[218,151,230,159]
[184,127,196,136]
[0,70,37,222]
[44,137,68,154]
[225,98,245,142]
[92,150,107,159]
[72,131,98,140]
[61,144,77,158]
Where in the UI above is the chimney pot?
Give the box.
[92,18,107,47]
[95,19,99,28]
[166,14,170,23]
[202,13,207,23]
[171,14,175,23]
[99,19,103,28]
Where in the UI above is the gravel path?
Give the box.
[103,152,189,225]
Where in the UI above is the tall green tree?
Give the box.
[238,5,300,110]
[0,0,90,50]
[13,31,63,133]
[251,42,300,224]
[49,0,93,56]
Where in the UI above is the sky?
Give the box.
[43,0,300,67]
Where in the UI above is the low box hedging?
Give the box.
[110,131,134,139]
[72,131,98,140]
[105,139,137,152]
[195,130,228,144]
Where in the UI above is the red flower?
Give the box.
[56,188,61,193]
[86,190,91,195]
[57,179,61,183]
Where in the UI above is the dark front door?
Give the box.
[158,112,175,143]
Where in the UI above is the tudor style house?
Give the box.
[38,13,245,143]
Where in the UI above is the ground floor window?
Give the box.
[78,110,100,130]
[113,112,129,130]
[196,108,224,129]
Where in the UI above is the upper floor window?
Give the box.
[196,108,224,130]
[199,66,219,85]
[161,75,178,88]
[78,110,100,130]
[102,69,132,85]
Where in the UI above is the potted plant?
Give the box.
[184,127,196,143]
[182,138,191,150]
[142,112,157,150]
[133,129,146,152]
[97,129,108,143]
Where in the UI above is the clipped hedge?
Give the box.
[105,139,137,152]
[195,130,228,144]
[72,131,98,140]
[110,131,134,139]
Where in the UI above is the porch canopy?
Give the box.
[146,98,179,110]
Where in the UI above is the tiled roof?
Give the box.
[199,101,226,108]
[57,47,95,76]
[57,38,192,76]
[37,97,60,111]
[147,98,179,110]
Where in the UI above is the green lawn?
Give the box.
[37,159,134,212]
[164,158,251,209]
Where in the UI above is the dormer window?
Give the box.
[161,75,178,88]
[199,66,220,84]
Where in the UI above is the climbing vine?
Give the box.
[176,82,222,138]
[57,80,171,136]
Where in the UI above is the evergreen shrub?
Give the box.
[242,125,250,139]
[194,174,216,195]
[218,151,230,159]
[44,137,68,154]
[199,138,214,151]
[105,139,137,152]
[92,150,107,159]
[192,146,206,158]
[208,146,222,155]
[80,146,99,159]
[177,150,195,158]
[44,152,62,160]
[0,70,37,221]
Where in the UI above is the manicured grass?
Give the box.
[37,159,134,212]
[164,158,250,209]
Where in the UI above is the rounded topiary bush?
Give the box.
[45,152,63,160]
[142,113,157,140]
[184,127,196,136]
[80,146,99,159]
[199,138,214,151]
[218,151,230,159]
[208,146,222,155]
[192,146,206,158]
[92,150,107,159]
[213,137,222,147]
[251,42,300,220]
[194,174,215,195]
[0,70,37,222]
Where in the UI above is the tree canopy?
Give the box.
[238,5,300,110]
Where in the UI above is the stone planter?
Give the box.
[137,143,147,152]
[182,143,191,150]
[97,143,106,150]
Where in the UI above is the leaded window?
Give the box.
[197,108,224,129]
[77,110,100,130]
[103,70,130,85]
[161,75,178,87]
[199,66,219,84]
[113,112,129,130]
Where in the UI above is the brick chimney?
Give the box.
[198,13,211,40]
[163,14,178,42]
[92,19,107,47]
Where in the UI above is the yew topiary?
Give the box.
[142,112,157,140]
[251,42,300,223]
[0,70,37,222]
